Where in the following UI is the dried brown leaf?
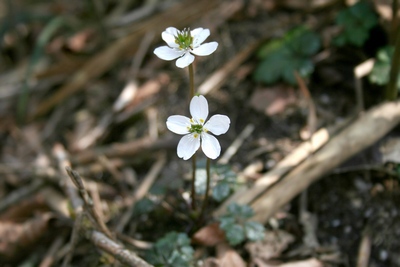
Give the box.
[0,213,54,263]
[202,257,220,267]
[192,222,226,246]
[249,86,297,116]
[256,258,323,267]
[0,194,47,221]
[217,243,246,267]
[246,230,295,262]
[380,137,400,164]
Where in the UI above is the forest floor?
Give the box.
[0,0,400,266]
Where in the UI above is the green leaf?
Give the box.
[219,216,236,229]
[218,204,265,245]
[369,46,400,89]
[334,1,378,47]
[212,182,231,202]
[224,224,245,246]
[254,51,287,84]
[146,232,194,267]
[254,26,320,84]
[345,27,368,47]
[244,221,265,241]
[257,38,286,59]
[290,31,321,56]
[227,203,254,219]
[133,198,155,216]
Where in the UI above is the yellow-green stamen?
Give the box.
[189,123,203,134]
[175,28,193,50]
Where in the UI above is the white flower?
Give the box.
[166,95,230,160]
[154,27,218,68]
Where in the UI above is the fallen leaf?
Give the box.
[0,213,54,263]
[261,258,324,267]
[67,28,95,52]
[202,257,220,267]
[192,222,226,246]
[279,0,338,10]
[379,137,400,164]
[0,193,48,221]
[217,243,246,267]
[249,85,297,116]
[246,230,295,262]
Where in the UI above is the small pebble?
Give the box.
[380,250,388,261]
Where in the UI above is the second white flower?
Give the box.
[166,95,230,160]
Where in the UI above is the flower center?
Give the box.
[175,28,193,50]
[189,123,203,134]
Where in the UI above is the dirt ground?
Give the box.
[1,0,400,266]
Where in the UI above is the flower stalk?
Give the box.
[188,64,196,209]
[156,26,226,216]
[386,25,400,100]
[198,158,211,220]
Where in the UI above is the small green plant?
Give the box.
[369,46,400,90]
[133,197,156,216]
[146,232,194,267]
[195,163,238,202]
[218,203,265,246]
[334,1,378,47]
[254,26,321,85]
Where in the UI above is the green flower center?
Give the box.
[189,124,203,134]
[175,28,193,50]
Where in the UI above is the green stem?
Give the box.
[188,63,196,210]
[189,64,195,99]
[390,0,399,45]
[191,154,197,210]
[385,26,400,100]
[199,158,211,220]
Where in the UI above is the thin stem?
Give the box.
[385,26,400,100]
[199,158,211,220]
[390,0,399,45]
[189,64,195,99]
[191,154,197,210]
[188,63,197,210]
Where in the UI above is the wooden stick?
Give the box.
[39,236,65,267]
[356,229,372,267]
[198,39,261,96]
[214,118,351,217]
[218,124,254,165]
[89,230,153,267]
[71,135,177,164]
[66,167,113,239]
[251,100,400,223]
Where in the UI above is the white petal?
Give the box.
[192,28,210,47]
[177,134,201,160]
[191,42,218,56]
[201,133,221,159]
[176,52,194,68]
[154,46,184,60]
[190,27,204,37]
[166,115,191,134]
[162,27,179,48]
[165,27,179,36]
[204,115,230,135]
[190,95,208,123]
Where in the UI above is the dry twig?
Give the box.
[89,230,153,267]
[251,100,400,223]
